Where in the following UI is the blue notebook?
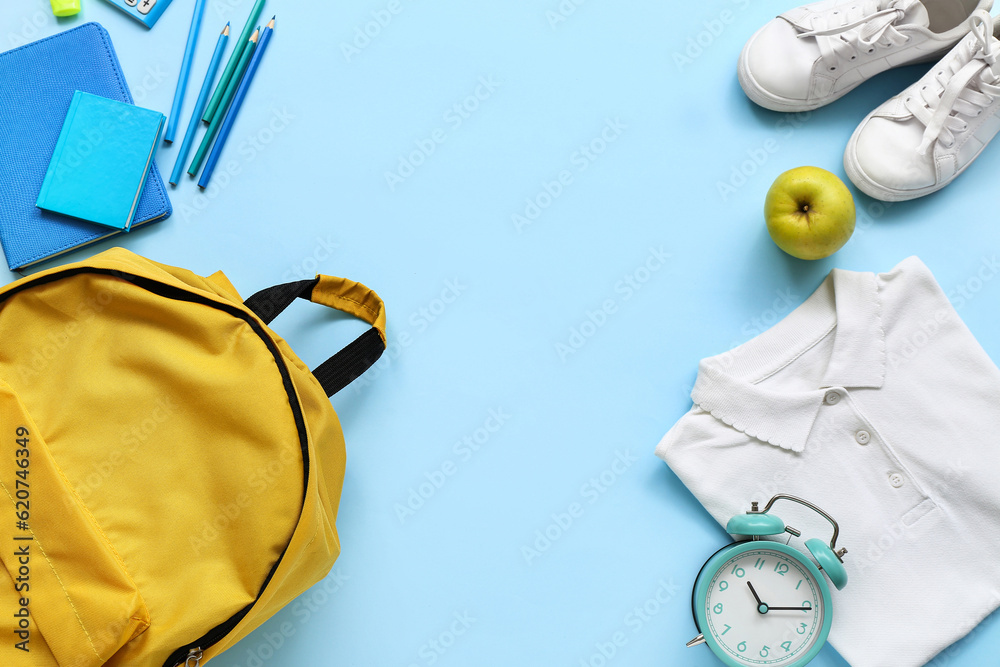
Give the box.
[37,92,165,231]
[0,23,171,270]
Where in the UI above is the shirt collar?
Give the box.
[690,267,885,453]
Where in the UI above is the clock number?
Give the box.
[760,646,770,658]
[802,601,812,610]
[753,558,765,570]
[718,580,729,591]
[737,641,747,653]
[781,641,792,652]
[722,624,732,636]
[731,565,745,578]
[797,623,807,635]
[714,603,724,614]
[795,580,802,590]
[774,563,789,576]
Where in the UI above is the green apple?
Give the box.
[764,166,856,260]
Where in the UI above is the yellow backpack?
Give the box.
[0,248,386,666]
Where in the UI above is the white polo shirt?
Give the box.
[656,257,1000,667]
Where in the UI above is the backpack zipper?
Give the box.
[0,267,312,667]
[181,648,203,666]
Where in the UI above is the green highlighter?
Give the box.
[50,0,81,16]
[188,29,259,177]
[202,0,265,124]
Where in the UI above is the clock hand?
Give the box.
[767,606,813,611]
[747,581,768,614]
[747,581,763,605]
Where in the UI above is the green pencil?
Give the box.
[189,29,259,177]
[202,0,265,124]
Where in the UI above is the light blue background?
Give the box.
[3,0,999,665]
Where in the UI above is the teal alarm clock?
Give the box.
[686,494,849,667]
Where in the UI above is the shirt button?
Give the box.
[824,391,841,405]
[889,473,904,488]
[855,430,871,445]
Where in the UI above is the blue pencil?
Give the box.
[170,23,230,185]
[199,16,275,188]
[165,0,209,143]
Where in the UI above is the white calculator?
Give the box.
[99,0,174,28]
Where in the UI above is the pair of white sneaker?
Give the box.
[739,0,1000,201]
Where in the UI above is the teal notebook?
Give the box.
[36,91,165,231]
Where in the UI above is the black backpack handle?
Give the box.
[244,277,386,396]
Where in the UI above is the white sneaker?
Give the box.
[739,0,993,112]
[845,10,1000,200]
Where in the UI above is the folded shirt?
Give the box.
[656,256,1000,667]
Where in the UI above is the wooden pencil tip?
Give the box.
[267,16,275,28]
[222,23,230,35]
[250,28,260,42]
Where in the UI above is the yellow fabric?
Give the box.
[310,275,387,344]
[0,379,148,667]
[0,248,383,666]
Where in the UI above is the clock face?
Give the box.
[699,545,828,666]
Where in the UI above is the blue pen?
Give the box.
[171,23,230,185]
[199,16,275,188]
[165,0,209,143]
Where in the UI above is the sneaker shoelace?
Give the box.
[794,1,911,73]
[905,9,1000,155]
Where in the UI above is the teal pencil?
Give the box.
[188,29,259,177]
[202,0,265,124]
[200,17,275,188]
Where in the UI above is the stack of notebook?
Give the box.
[0,23,172,271]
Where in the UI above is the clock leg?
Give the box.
[686,634,706,647]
